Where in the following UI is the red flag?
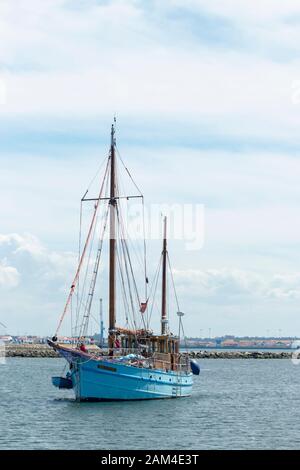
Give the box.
[140,302,147,313]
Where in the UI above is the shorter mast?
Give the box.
[161,216,168,335]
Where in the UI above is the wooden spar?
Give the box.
[115,326,150,336]
[108,124,116,350]
[161,216,168,335]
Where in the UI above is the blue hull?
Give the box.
[56,347,193,401]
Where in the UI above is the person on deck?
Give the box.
[79,342,87,353]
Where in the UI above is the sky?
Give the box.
[1,0,300,337]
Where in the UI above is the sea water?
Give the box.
[1,357,300,450]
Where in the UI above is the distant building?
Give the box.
[221,340,239,347]
[0,335,13,343]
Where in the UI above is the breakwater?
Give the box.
[188,350,292,359]
[4,344,295,359]
[6,344,59,358]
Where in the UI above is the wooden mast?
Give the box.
[161,216,168,336]
[108,123,116,351]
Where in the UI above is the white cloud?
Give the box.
[0,0,300,144]
[1,1,300,335]
[0,261,19,288]
[0,232,80,334]
[0,232,45,256]
[0,233,77,284]
[177,0,300,23]
[173,267,300,302]
[1,231,300,336]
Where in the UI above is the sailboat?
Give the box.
[48,123,199,401]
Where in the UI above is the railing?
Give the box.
[66,344,191,373]
[95,348,191,373]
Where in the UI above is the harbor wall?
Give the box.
[4,344,295,359]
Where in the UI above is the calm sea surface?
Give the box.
[1,357,300,450]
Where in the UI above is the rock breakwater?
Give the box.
[6,344,59,358]
[5,344,294,359]
[188,350,292,359]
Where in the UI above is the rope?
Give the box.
[55,157,110,336]
[116,244,130,326]
[142,197,148,301]
[147,254,163,328]
[75,200,83,336]
[167,252,180,311]
[79,204,110,339]
[115,145,143,196]
[77,168,110,338]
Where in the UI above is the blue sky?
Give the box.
[1,0,300,337]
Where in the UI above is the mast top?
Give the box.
[111,116,117,147]
[111,123,115,147]
[163,215,167,246]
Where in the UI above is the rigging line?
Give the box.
[118,233,138,331]
[126,232,143,270]
[118,222,148,331]
[117,253,143,342]
[117,241,134,331]
[115,145,143,196]
[142,197,148,301]
[115,192,142,310]
[116,242,138,332]
[116,230,129,325]
[116,244,130,327]
[84,154,109,195]
[55,156,110,336]
[113,155,132,328]
[80,204,110,339]
[120,239,138,331]
[90,312,101,327]
[77,164,110,336]
[115,161,144,270]
[115,160,147,301]
[75,199,83,336]
[180,318,189,352]
[147,254,163,327]
[119,204,145,278]
[77,164,110,338]
[82,200,108,318]
[115,200,141,309]
[167,252,180,312]
[145,253,162,326]
[77,187,109,332]
[118,248,134,331]
[70,295,73,337]
[115,157,144,335]
[121,230,141,308]
[77,207,100,335]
